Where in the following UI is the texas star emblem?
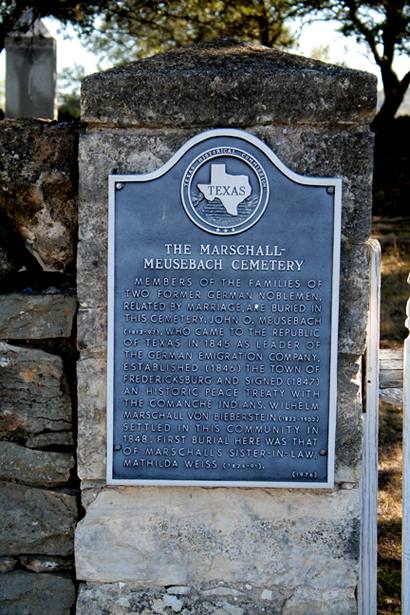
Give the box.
[181,147,269,235]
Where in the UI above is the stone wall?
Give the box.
[0,119,79,614]
[75,42,377,614]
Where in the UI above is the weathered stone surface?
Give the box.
[0,245,17,280]
[80,482,104,509]
[335,354,363,483]
[77,583,289,615]
[76,487,359,586]
[281,587,357,614]
[78,130,194,306]
[25,431,74,449]
[77,306,107,355]
[0,556,17,573]
[19,555,72,573]
[0,119,78,272]
[0,482,77,555]
[77,357,106,480]
[0,343,72,439]
[0,293,76,339]
[0,441,74,485]
[254,125,374,242]
[339,243,370,355]
[0,570,75,614]
[82,42,376,128]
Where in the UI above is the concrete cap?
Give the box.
[81,40,377,128]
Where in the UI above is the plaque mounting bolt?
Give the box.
[114,444,122,451]
[326,186,334,195]
[319,449,328,456]
[116,182,124,190]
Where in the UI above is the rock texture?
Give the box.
[0,570,75,614]
[19,555,72,573]
[82,41,376,128]
[0,119,78,272]
[77,582,357,615]
[0,482,77,556]
[0,556,18,573]
[0,293,76,339]
[76,487,360,588]
[0,343,72,439]
[77,356,106,480]
[0,120,79,613]
[25,431,74,450]
[0,441,74,485]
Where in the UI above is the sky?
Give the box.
[1,15,409,100]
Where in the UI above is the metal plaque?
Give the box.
[107,129,341,488]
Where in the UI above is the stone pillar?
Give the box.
[76,42,376,613]
[5,20,57,120]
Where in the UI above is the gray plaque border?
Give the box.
[106,129,342,489]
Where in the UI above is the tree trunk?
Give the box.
[372,67,410,131]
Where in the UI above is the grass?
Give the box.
[373,221,410,613]
[378,237,410,348]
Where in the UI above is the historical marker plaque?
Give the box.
[107,129,341,487]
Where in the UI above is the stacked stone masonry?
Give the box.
[0,120,78,614]
[76,42,377,614]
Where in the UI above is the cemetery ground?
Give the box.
[374,217,410,614]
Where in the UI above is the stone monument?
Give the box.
[76,41,376,613]
[5,17,56,120]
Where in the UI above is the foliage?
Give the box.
[81,0,410,124]
[57,64,85,120]
[292,0,410,126]
[0,1,110,53]
[1,1,409,125]
[85,0,296,64]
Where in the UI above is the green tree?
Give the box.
[0,1,110,54]
[84,0,296,64]
[83,0,410,124]
[293,0,410,126]
[57,64,85,120]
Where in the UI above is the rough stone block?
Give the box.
[25,431,74,450]
[77,210,108,307]
[0,441,74,486]
[0,482,77,555]
[76,582,357,614]
[0,343,72,439]
[76,487,359,588]
[0,293,76,339]
[78,129,195,307]
[0,570,75,614]
[281,587,357,614]
[339,243,369,355]
[0,119,78,272]
[81,42,376,128]
[77,306,107,356]
[0,556,17,573]
[19,555,72,573]
[335,354,363,483]
[77,357,106,480]
[254,126,374,243]
[76,583,287,614]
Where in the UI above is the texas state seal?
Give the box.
[181,146,269,235]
